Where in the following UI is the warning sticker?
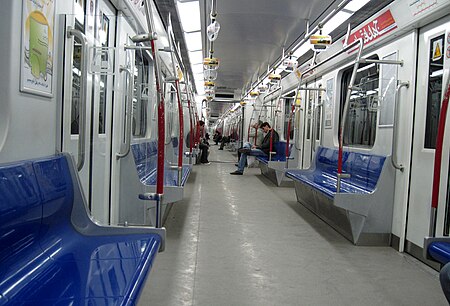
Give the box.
[432,38,443,61]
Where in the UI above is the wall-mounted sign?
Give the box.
[20,0,55,97]
[432,38,443,61]
[408,0,439,17]
[346,10,397,47]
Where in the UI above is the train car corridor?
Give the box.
[140,148,446,306]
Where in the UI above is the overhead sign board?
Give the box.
[346,10,397,47]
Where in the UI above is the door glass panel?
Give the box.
[340,55,379,147]
[379,52,398,126]
[424,34,444,149]
[70,20,84,135]
[316,87,322,141]
[98,13,110,135]
[133,52,150,137]
[306,94,312,140]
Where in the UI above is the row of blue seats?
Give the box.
[131,140,191,187]
[0,153,165,305]
[286,146,385,197]
[285,146,394,245]
[255,141,292,164]
[256,142,293,186]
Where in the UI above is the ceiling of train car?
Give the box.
[199,0,342,120]
[200,0,340,93]
[152,0,393,122]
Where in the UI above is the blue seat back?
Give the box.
[131,141,158,181]
[131,141,191,187]
[0,156,74,291]
[272,142,292,161]
[315,147,385,191]
[0,161,42,263]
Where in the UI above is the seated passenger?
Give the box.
[185,121,210,164]
[213,130,222,145]
[230,122,279,175]
[198,121,210,164]
[218,135,231,150]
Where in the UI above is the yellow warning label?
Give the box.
[432,39,443,61]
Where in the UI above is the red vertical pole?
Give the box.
[269,129,273,160]
[286,104,294,159]
[429,81,450,236]
[247,118,253,142]
[150,39,165,195]
[431,83,450,209]
[187,99,193,153]
[175,80,184,168]
[195,113,200,145]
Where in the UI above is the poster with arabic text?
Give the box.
[20,0,55,97]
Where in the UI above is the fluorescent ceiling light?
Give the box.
[189,50,203,65]
[177,1,201,32]
[345,0,371,12]
[184,31,202,51]
[191,63,203,74]
[292,43,310,58]
[322,11,352,35]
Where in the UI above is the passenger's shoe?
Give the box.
[201,161,211,165]
[230,170,243,175]
[218,148,223,150]
[238,148,251,154]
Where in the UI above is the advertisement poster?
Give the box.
[20,0,55,97]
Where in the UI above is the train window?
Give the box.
[379,52,398,126]
[324,78,334,129]
[340,55,379,147]
[283,93,295,140]
[132,53,150,138]
[424,34,445,149]
[306,92,312,140]
[315,85,323,141]
[165,84,176,143]
[70,20,85,135]
[97,13,110,135]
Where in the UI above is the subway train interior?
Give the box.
[1,0,450,305]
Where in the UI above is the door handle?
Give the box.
[67,27,88,171]
[116,67,133,158]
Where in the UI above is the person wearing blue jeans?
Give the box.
[440,262,450,303]
[230,122,279,175]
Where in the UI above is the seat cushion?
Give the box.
[428,242,450,265]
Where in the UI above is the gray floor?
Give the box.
[139,147,447,306]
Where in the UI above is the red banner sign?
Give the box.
[346,10,397,46]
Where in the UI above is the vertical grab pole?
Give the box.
[175,79,184,186]
[167,14,184,186]
[143,0,164,228]
[429,76,450,237]
[337,38,363,192]
[184,81,194,163]
[286,103,295,168]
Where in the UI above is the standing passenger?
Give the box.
[230,122,279,175]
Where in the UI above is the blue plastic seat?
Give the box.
[131,141,192,187]
[286,147,385,198]
[0,155,163,305]
[428,242,450,265]
[256,141,292,164]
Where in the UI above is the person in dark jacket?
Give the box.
[230,122,279,175]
